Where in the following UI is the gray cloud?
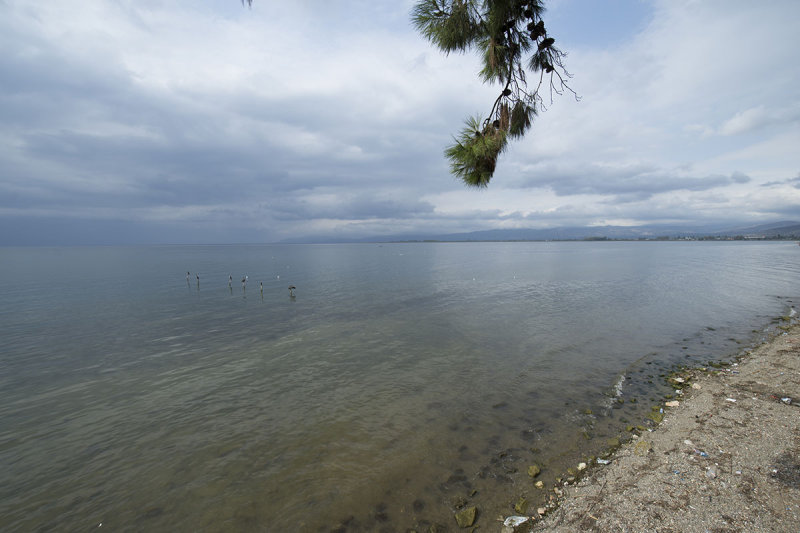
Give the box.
[1,0,799,244]
[511,164,751,199]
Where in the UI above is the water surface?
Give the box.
[1,241,797,531]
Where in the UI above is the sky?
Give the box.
[1,0,799,245]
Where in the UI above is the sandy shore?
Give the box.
[516,323,800,533]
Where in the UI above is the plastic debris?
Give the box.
[665,400,680,407]
[725,398,737,403]
[503,516,530,527]
[597,458,611,465]
[781,397,792,405]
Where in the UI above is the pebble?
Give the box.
[665,400,680,407]
[577,462,587,471]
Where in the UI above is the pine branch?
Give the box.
[413,0,578,187]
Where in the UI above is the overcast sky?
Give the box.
[1,0,799,244]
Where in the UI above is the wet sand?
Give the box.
[524,324,800,533]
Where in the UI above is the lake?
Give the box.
[1,241,797,531]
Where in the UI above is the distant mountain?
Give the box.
[283,221,800,244]
[711,221,800,238]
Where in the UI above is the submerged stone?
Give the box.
[527,464,541,478]
[514,495,528,514]
[454,505,477,528]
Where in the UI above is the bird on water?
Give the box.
[288,285,296,297]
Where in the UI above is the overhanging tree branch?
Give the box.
[413,0,579,187]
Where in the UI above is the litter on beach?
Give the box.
[725,398,737,402]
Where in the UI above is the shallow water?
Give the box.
[0,241,797,531]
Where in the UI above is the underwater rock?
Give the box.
[527,464,541,478]
[454,505,477,528]
[514,495,529,514]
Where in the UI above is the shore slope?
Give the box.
[532,324,800,533]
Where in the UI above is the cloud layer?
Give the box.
[1,0,799,244]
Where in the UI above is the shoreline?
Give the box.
[504,322,800,532]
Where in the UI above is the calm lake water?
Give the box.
[1,241,798,531]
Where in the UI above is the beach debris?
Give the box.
[694,449,708,457]
[781,397,792,405]
[501,515,531,533]
[705,467,717,479]
[692,383,702,390]
[665,401,680,407]
[454,505,477,528]
[725,398,737,403]
[684,439,694,446]
[527,464,541,478]
[597,458,611,465]
[534,480,545,489]
[537,507,547,516]
[577,462,587,471]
